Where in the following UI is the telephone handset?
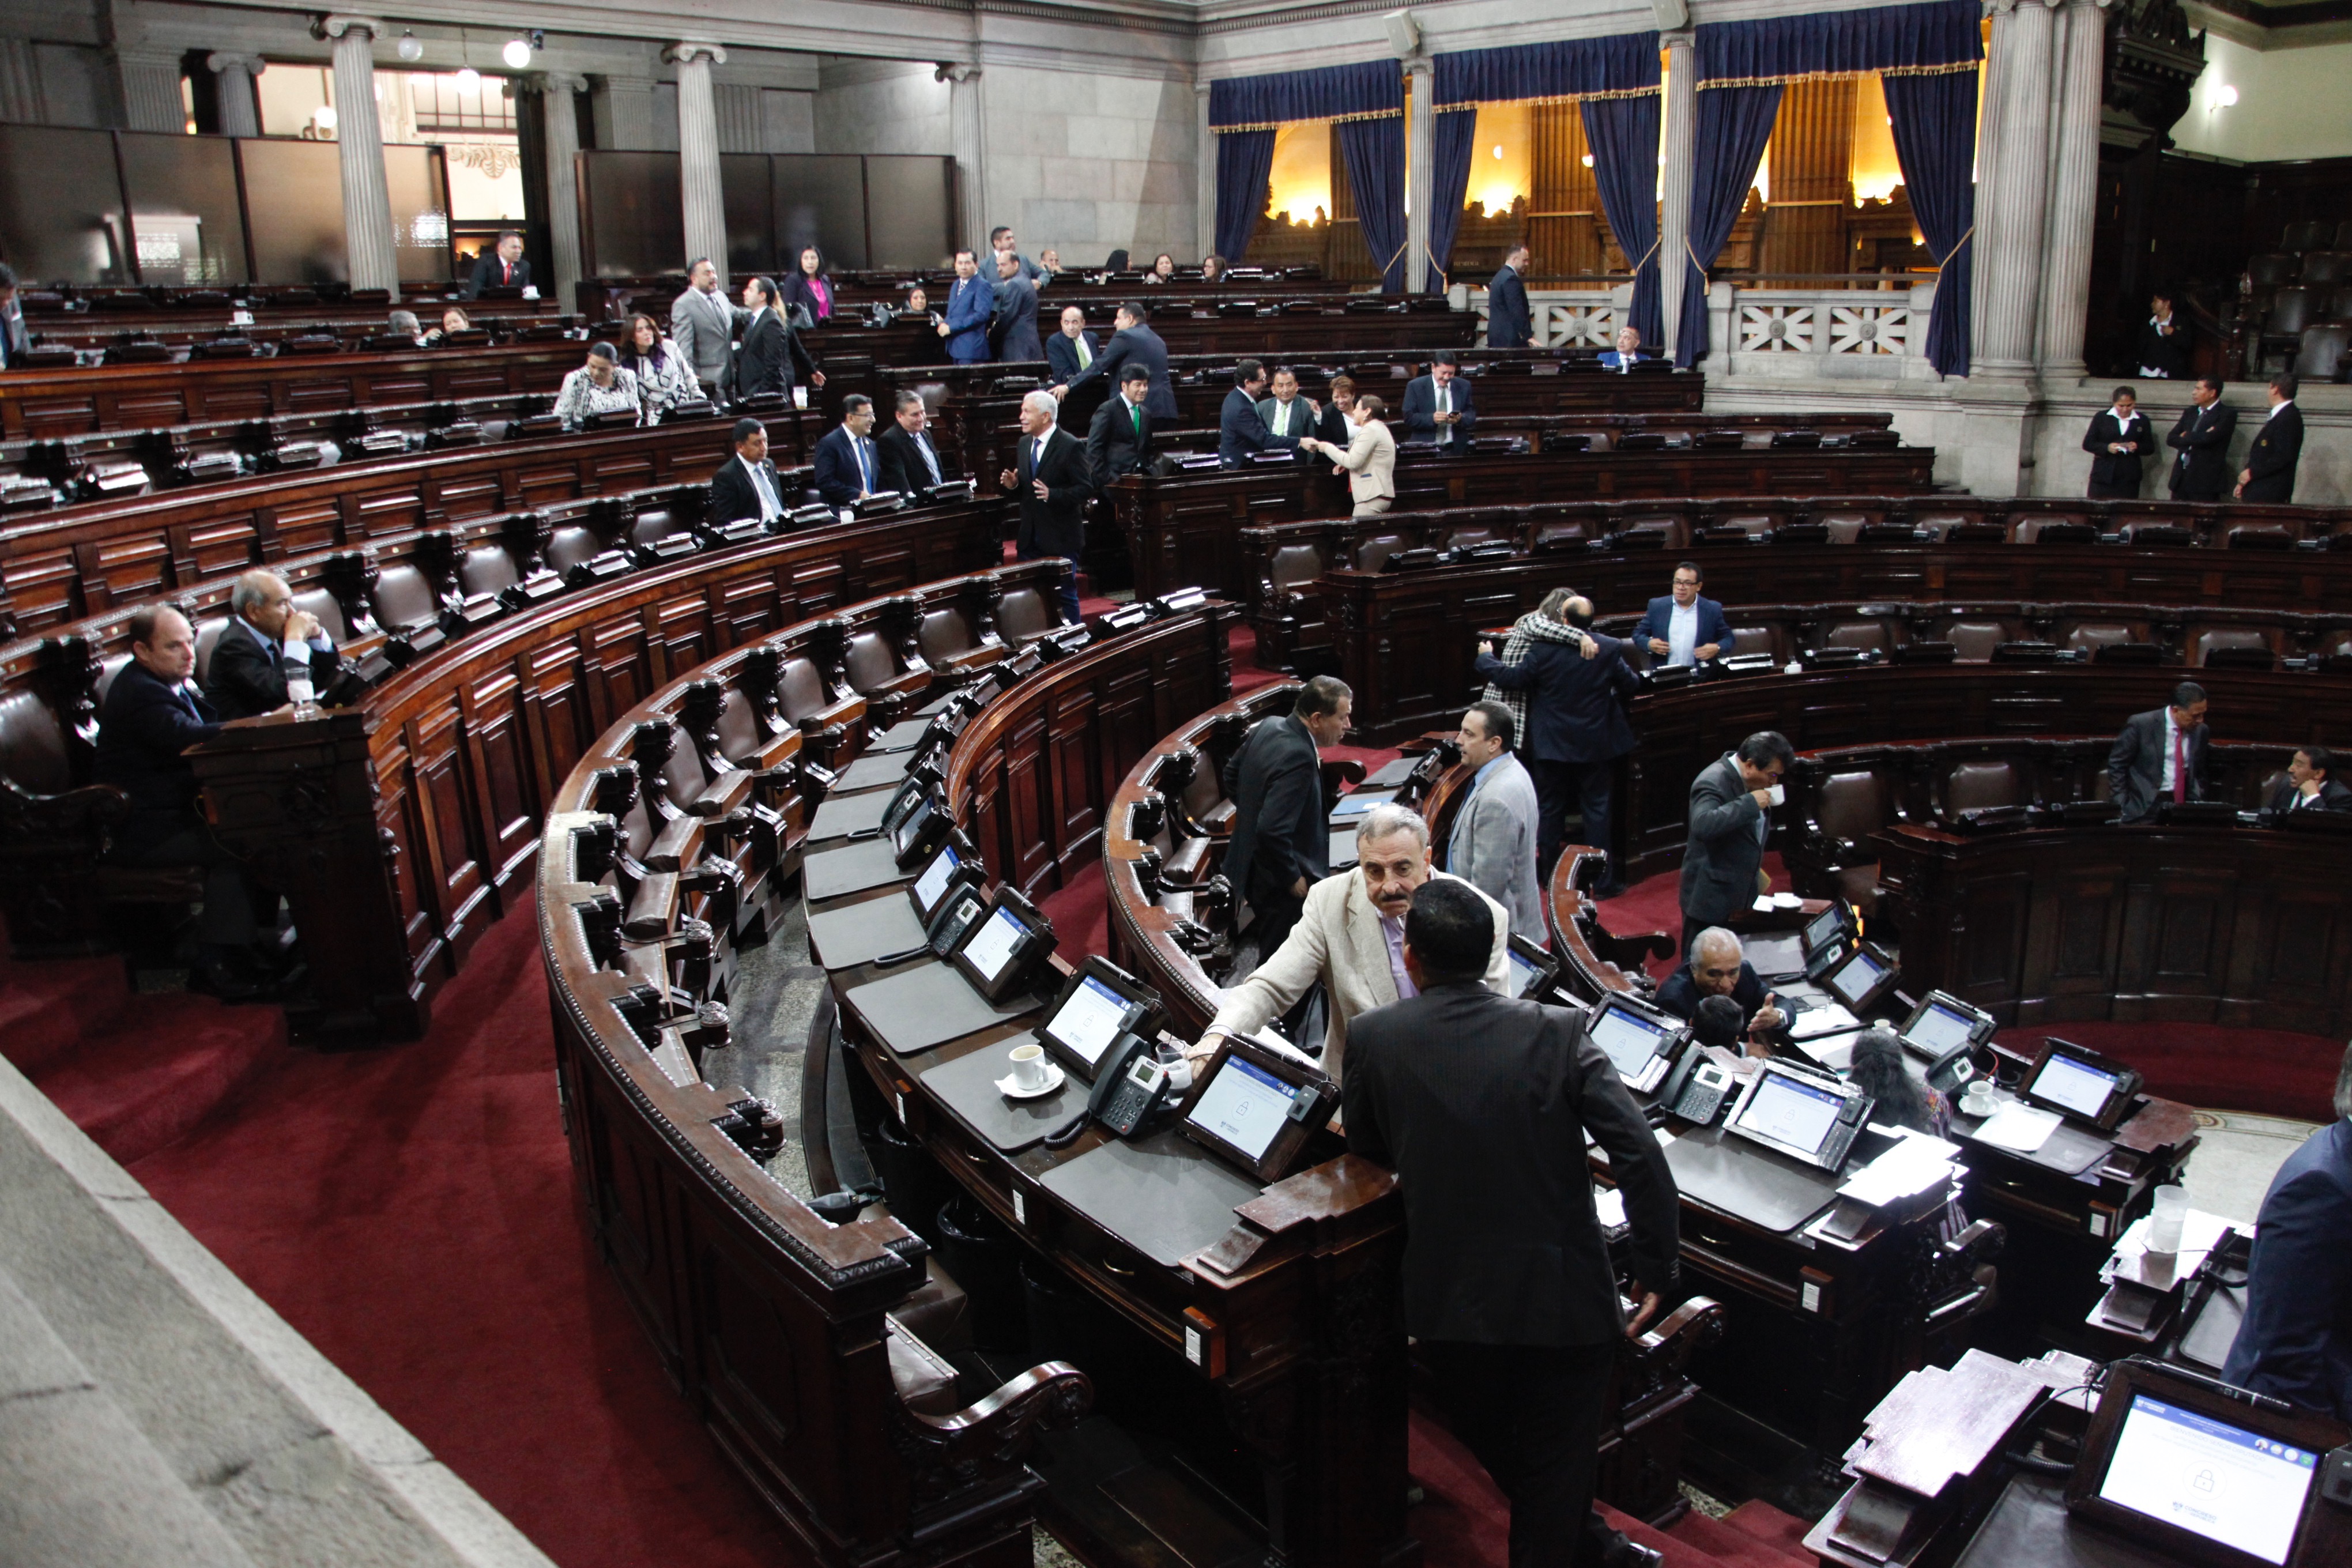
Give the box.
[1043,1031,1171,1147]
[873,884,986,968]
[1656,1044,1737,1126]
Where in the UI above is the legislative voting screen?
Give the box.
[1826,947,1888,1008]
[1733,1071,1847,1158]
[2036,1052,2125,1120]
[1185,1054,1299,1163]
[1905,1000,1978,1055]
[913,844,961,911]
[1049,975,1132,1069]
[2098,1394,2319,1565]
[962,906,1027,984]
[1590,1005,1675,1079]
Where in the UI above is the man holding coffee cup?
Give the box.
[204,568,339,721]
[1677,732,1794,960]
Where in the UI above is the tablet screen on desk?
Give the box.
[1330,790,1395,820]
[1508,947,1543,998]
[1731,1071,1846,1159]
[2097,1394,2316,1565]
[961,906,1027,985]
[1590,1001,1676,1079]
[912,843,962,915]
[1823,947,1888,1010]
[1904,999,1978,1056]
[1185,1053,1299,1164]
[2033,1051,2123,1120]
[1047,975,1132,1071]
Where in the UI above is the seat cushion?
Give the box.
[885,1318,965,1418]
[1944,760,2022,815]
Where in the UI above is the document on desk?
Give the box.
[1788,1001,1859,1040]
[1973,1102,2062,1154]
[1838,1128,1961,1207]
[2105,1208,2242,1280]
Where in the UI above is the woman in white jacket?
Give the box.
[1300,394,1397,517]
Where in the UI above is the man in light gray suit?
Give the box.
[1447,701,1545,943]
[670,257,747,406]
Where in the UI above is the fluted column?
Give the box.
[1196,81,1215,260]
[1969,0,2059,379]
[1658,30,1696,355]
[529,73,586,311]
[112,48,186,133]
[2036,0,2111,380]
[1405,57,1434,291]
[668,44,728,287]
[207,54,265,139]
[945,63,986,255]
[316,17,398,298]
[0,40,48,123]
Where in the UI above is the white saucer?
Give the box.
[996,1064,1066,1100]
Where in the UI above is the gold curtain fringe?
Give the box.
[1433,83,1661,112]
[1212,105,1402,134]
[1696,59,1977,91]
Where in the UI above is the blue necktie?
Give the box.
[855,437,872,492]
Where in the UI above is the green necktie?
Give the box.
[1077,336,1092,368]
[1130,402,1142,436]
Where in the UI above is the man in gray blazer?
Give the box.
[1447,701,1544,943]
[670,257,747,405]
[2108,681,2210,824]
[1678,732,1794,958]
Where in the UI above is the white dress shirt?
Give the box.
[1668,601,1699,666]
[2159,708,2181,795]
[742,454,783,521]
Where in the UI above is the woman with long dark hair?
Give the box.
[779,245,834,326]
[615,312,701,418]
[1845,1027,1947,1136]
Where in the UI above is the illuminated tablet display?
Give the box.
[1805,904,1848,948]
[1508,949,1541,998]
[2098,1394,2317,1565]
[1733,1071,1846,1157]
[913,844,960,912]
[1048,975,1132,1068]
[2036,1052,2124,1119]
[1331,791,1392,819]
[1825,947,1887,1008]
[1185,1054,1299,1163]
[1906,1001,1978,1055]
[961,906,1027,983]
[1591,1004,1675,1079]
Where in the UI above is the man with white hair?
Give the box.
[1655,926,1786,1038]
[998,389,1092,624]
[203,568,339,721]
[1205,803,1510,1084]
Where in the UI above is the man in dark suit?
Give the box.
[2222,1045,2352,1419]
[811,395,883,508]
[2166,378,2237,502]
[463,231,530,298]
[941,250,994,365]
[2108,681,2210,824]
[1045,305,1100,386]
[998,391,1092,624]
[203,570,339,721]
[1220,675,1352,959]
[1403,355,1477,452]
[1486,244,1533,350]
[1218,360,1273,468]
[1255,366,1318,453]
[0,261,27,371]
[1057,303,1178,421]
[2267,745,2352,815]
[2082,386,2155,499]
[95,604,274,998]
[710,417,790,529]
[1085,363,1154,488]
[1677,731,1794,958]
[876,390,951,497]
[1634,561,1735,670]
[1656,927,1786,1036]
[735,276,822,402]
[1345,877,1678,1568]
[2238,374,2304,503]
[1474,593,1639,892]
[990,250,1045,363]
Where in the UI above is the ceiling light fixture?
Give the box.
[2217,84,2239,108]
[503,36,532,69]
[455,66,481,93]
[396,31,423,63]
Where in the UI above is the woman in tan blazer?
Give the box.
[1303,394,1397,516]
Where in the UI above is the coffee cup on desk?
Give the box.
[1008,1042,1051,1091]
[1962,1081,1998,1119]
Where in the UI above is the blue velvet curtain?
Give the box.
[1433,32,1661,107]
[1340,116,1409,293]
[1883,69,1976,376]
[1215,130,1276,262]
[1694,0,1982,82]
[1208,61,1403,129]
[1675,85,1782,367]
[1582,93,1665,352]
[1424,108,1479,289]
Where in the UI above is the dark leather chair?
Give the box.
[993,586,1058,645]
[1352,532,1416,572]
[1820,617,1898,654]
[2283,221,2332,255]
[2189,627,2276,668]
[1799,766,1892,916]
[2063,622,2140,655]
[2294,324,2350,382]
[2301,251,2351,287]
[1941,759,2023,818]
[1943,619,2018,663]
[2248,253,2298,289]
[916,606,998,674]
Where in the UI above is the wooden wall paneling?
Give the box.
[1528,103,1605,282]
[1046,683,1105,887]
[410,698,496,971]
[463,665,541,905]
[522,635,597,817]
[1758,80,1856,281]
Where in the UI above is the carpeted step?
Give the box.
[1718,1499,1820,1565]
[31,993,287,1165]
[1656,1503,1819,1568]
[0,953,132,1080]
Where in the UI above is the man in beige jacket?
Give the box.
[1204,802,1509,1084]
[1301,394,1397,517]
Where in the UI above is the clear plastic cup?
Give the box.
[2146,1185,2189,1254]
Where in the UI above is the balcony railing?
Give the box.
[1464,280,1945,382]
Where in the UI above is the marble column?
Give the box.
[206,54,265,139]
[2035,0,2111,380]
[529,73,586,313]
[1969,0,2059,379]
[714,83,762,154]
[1658,30,1696,356]
[945,63,986,256]
[1196,81,1215,261]
[1405,57,1433,291]
[317,17,399,298]
[112,48,186,134]
[589,74,657,150]
[668,44,728,288]
[0,40,47,124]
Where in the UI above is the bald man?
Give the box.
[203,569,339,721]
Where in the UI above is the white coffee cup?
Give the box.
[1962,1082,1997,1118]
[1008,1042,1050,1090]
[1767,782,1786,807]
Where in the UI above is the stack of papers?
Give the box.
[2104,1207,2242,1279]
[1838,1127,1962,1207]
[1973,1102,2061,1154]
[1789,1001,1860,1040]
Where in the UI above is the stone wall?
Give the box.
[975,64,1197,267]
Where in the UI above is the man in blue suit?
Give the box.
[1045,305,1099,386]
[1486,244,1532,349]
[1598,325,1646,372]
[1473,591,1641,892]
[811,394,883,507]
[2223,1045,2352,1420]
[1633,561,1735,669]
[940,249,994,364]
[1218,360,1273,468]
[1402,355,1477,452]
[1056,303,1178,422]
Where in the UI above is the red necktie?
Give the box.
[2172,731,2188,802]
[502,261,511,285]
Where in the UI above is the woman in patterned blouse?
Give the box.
[553,342,646,429]
[616,313,701,418]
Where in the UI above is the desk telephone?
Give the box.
[874,882,987,967]
[1045,1032,1174,1146]
[1657,1046,1737,1126]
